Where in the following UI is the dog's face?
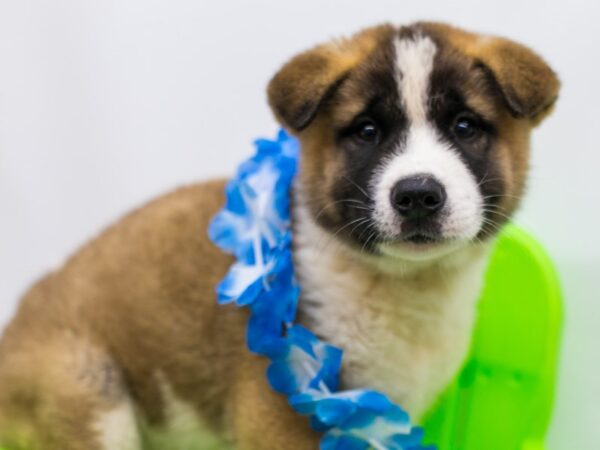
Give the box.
[269,23,559,262]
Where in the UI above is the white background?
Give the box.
[0,0,598,447]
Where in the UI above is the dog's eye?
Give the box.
[355,121,380,143]
[453,115,480,140]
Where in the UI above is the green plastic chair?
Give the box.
[0,225,562,450]
[422,224,563,450]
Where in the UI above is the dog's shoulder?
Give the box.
[2,179,233,346]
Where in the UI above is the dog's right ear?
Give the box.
[268,25,392,132]
[267,46,348,132]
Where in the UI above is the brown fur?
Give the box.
[0,22,559,450]
[0,181,318,449]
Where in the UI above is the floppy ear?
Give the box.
[268,25,392,132]
[267,46,349,132]
[472,37,560,120]
[421,22,560,122]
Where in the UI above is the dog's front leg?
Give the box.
[228,357,320,450]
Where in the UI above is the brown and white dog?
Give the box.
[0,22,559,450]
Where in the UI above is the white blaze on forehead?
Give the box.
[394,35,437,125]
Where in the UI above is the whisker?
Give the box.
[332,217,370,237]
[481,208,514,221]
[477,177,504,188]
[342,175,372,200]
[314,217,368,258]
[314,198,370,221]
[361,229,379,254]
[477,171,491,187]
[480,193,522,201]
[349,217,372,236]
[480,218,505,234]
[357,220,376,243]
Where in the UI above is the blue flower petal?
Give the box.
[339,409,377,430]
[321,433,369,450]
[386,427,425,448]
[310,415,332,433]
[267,359,300,395]
[355,391,393,413]
[315,398,357,425]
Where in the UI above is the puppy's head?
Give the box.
[268,23,559,262]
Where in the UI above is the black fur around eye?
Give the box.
[355,121,380,143]
[453,114,480,140]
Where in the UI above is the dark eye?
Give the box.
[453,115,479,140]
[355,121,380,143]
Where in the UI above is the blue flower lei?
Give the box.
[209,130,435,450]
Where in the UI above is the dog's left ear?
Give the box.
[422,22,560,124]
[268,25,393,132]
[472,37,560,122]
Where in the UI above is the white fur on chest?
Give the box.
[293,206,490,419]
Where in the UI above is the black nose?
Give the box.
[390,176,447,220]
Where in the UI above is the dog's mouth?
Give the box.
[399,220,443,245]
[377,227,463,262]
[373,218,463,261]
[402,232,441,245]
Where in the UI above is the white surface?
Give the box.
[0,1,597,447]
